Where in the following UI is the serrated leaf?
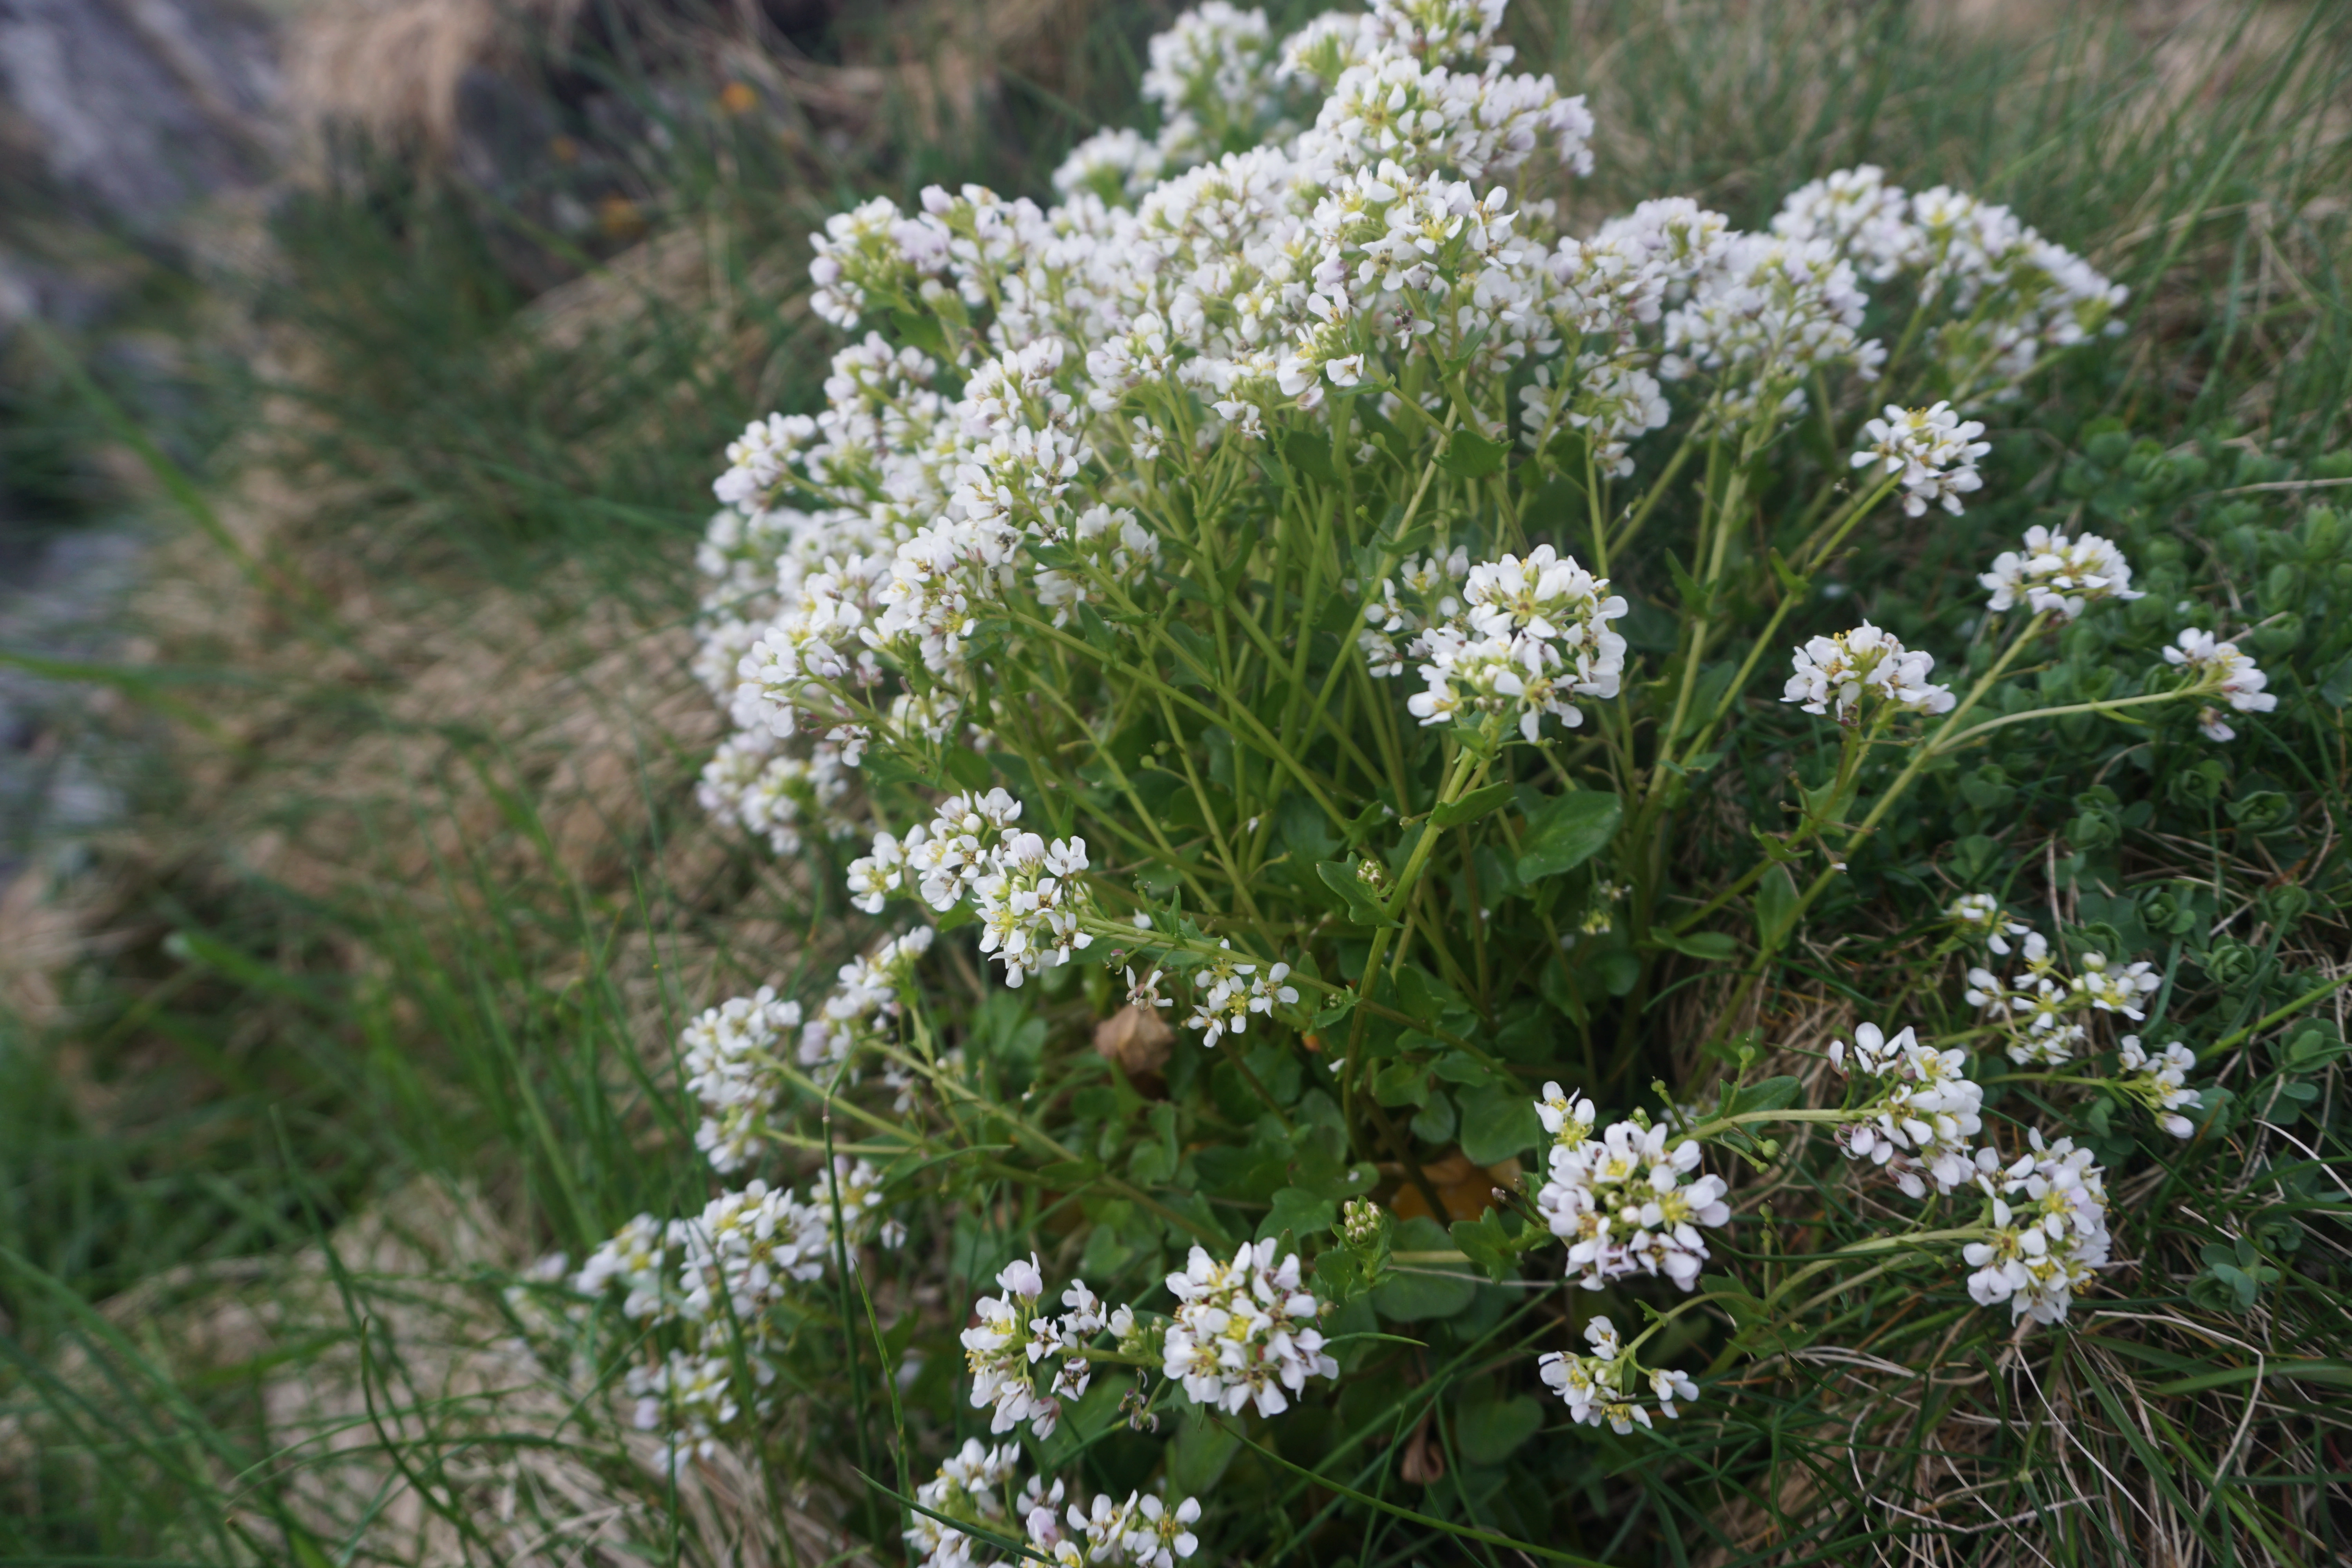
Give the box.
[1257,1186,1338,1242]
[1514,789,1622,882]
[1432,780,1515,829]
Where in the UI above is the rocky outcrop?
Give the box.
[0,0,278,228]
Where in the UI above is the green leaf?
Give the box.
[1724,1075,1802,1117]
[1439,427,1510,479]
[1372,1059,1431,1108]
[1258,1186,1338,1242]
[1283,429,1340,484]
[1664,550,1713,616]
[1454,1396,1543,1465]
[1315,860,1401,928]
[1432,780,1516,829]
[1514,790,1622,883]
[944,746,994,790]
[1450,1207,1519,1284]
[1654,929,1740,961]
[1754,863,1799,950]
[1167,1408,1243,1497]
[1457,1083,1541,1166]
[1432,1051,1498,1088]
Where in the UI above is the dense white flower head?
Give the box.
[1536,1314,1701,1434]
[681,986,802,1171]
[1535,1115,1730,1289]
[1963,1132,2112,1324]
[1397,545,1630,745]
[1782,622,1955,721]
[2163,628,2277,741]
[1851,402,1989,516]
[1826,1022,1984,1199]
[962,1254,1116,1439]
[851,791,1096,987]
[1162,1239,1339,1416]
[2118,1034,2204,1138]
[905,1439,1023,1568]
[1979,526,2143,619]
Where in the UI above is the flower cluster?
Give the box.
[1162,1240,1339,1416]
[1031,1490,1204,1568]
[1536,1315,1701,1434]
[1533,1105,1731,1289]
[1782,622,1955,722]
[904,1438,1205,1568]
[905,1439,1024,1568]
[961,1254,1118,1439]
[683,931,934,1169]
[686,0,2125,873]
[1390,545,1632,746]
[2118,1035,2204,1139]
[1963,1132,2114,1324]
[1963,928,2159,1066]
[1826,1022,1985,1199]
[1773,163,2128,398]
[850,790,1098,985]
[1851,402,1989,517]
[1979,525,2143,619]
[575,1160,900,1469]
[1181,942,1301,1046]
[2163,627,2278,742]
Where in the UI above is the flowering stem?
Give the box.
[1682,1106,1858,1141]
[1341,747,1488,1148]
[1780,610,2053,925]
[1606,427,1700,560]
[1929,682,2212,750]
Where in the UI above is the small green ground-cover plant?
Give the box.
[504,1,2352,1562]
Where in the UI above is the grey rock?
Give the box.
[0,0,278,227]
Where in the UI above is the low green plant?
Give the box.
[519,2,2352,1563]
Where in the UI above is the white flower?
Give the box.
[1851,402,1990,516]
[1962,1132,2112,1324]
[961,1254,1122,1439]
[1827,1022,1984,1199]
[1947,893,2031,955]
[1535,1119,1730,1289]
[1979,525,2143,619]
[2117,1034,2203,1138]
[1782,622,1955,720]
[1406,545,1630,745]
[1535,1080,1597,1149]
[1180,945,1300,1045]
[2163,629,2276,739]
[2069,951,2160,1020]
[1161,1238,1339,1417]
[1537,1314,1698,1432]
